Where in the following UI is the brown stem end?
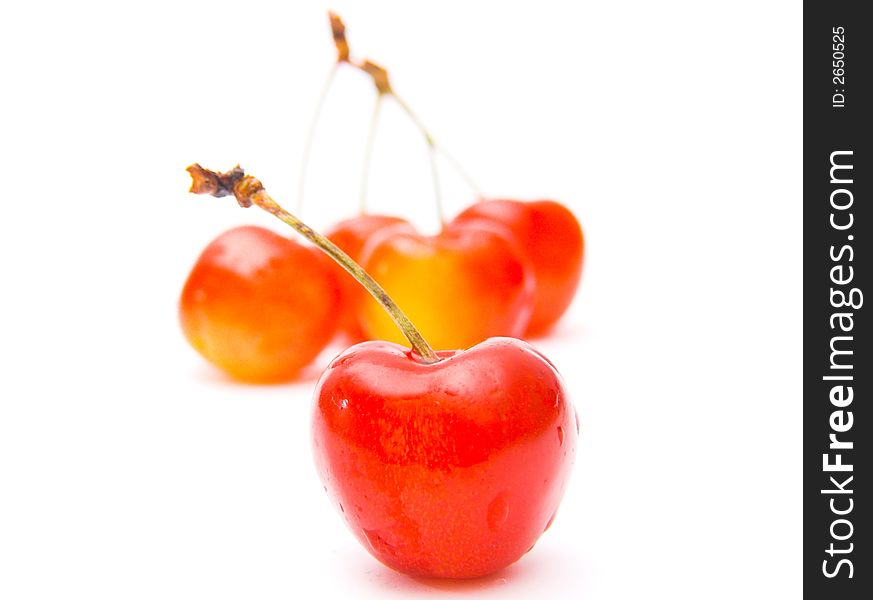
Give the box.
[328,11,350,63]
[359,60,393,95]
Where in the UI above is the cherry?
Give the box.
[453,200,585,335]
[326,214,412,342]
[356,220,535,350]
[186,164,577,579]
[179,224,340,383]
[313,338,576,578]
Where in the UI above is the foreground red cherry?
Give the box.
[313,338,576,578]
[326,214,412,341]
[453,200,584,335]
[356,220,535,349]
[179,225,340,382]
[186,164,578,579]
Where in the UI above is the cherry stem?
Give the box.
[327,12,483,220]
[427,141,443,227]
[355,65,484,219]
[359,94,383,214]
[390,93,445,227]
[435,142,484,201]
[296,62,340,216]
[187,164,441,364]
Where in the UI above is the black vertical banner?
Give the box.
[804,2,871,597]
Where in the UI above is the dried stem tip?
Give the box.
[359,60,393,95]
[328,11,350,63]
[186,164,253,206]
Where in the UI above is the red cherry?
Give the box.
[179,225,340,382]
[453,200,584,335]
[326,214,413,342]
[312,337,577,578]
[356,220,535,350]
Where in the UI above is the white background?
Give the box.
[0,1,802,598]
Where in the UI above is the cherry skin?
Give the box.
[179,225,340,382]
[452,200,584,336]
[356,220,535,350]
[312,337,577,579]
[326,214,412,342]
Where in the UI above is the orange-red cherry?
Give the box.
[326,214,412,342]
[179,225,340,382]
[356,220,534,350]
[453,200,584,335]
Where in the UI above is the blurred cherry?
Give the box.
[179,225,340,382]
[356,219,534,350]
[453,199,584,335]
[326,214,412,341]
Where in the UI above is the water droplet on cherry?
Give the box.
[544,510,557,532]
[557,425,564,446]
[362,528,397,557]
[549,389,560,408]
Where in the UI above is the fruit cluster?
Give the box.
[180,13,584,382]
[186,164,578,580]
[180,13,582,581]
